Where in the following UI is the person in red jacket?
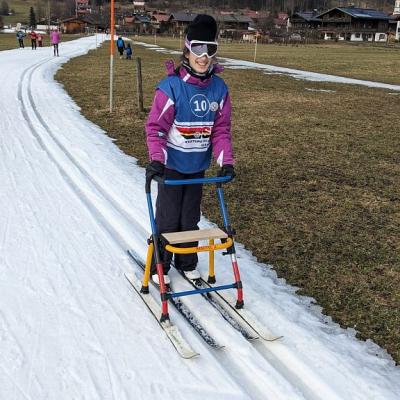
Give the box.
[37,33,43,47]
[29,30,38,50]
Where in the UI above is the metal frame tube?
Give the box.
[170,283,236,298]
[165,238,232,254]
[208,239,215,281]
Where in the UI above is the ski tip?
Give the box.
[262,335,284,342]
[181,351,201,359]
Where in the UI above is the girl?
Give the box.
[145,15,235,284]
[50,28,60,56]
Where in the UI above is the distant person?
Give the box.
[116,36,125,59]
[16,30,25,48]
[37,33,43,47]
[29,30,38,50]
[50,28,60,56]
[125,43,132,60]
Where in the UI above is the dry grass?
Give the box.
[55,41,400,363]
[136,35,400,85]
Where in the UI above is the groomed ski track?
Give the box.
[1,36,399,400]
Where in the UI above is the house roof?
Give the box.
[152,13,170,22]
[318,7,390,20]
[170,13,197,22]
[219,14,237,23]
[217,14,253,23]
[60,17,87,24]
[292,12,321,22]
[233,15,253,23]
[135,14,151,23]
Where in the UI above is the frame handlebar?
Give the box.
[146,174,233,193]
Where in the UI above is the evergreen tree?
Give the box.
[29,6,37,28]
[0,1,9,16]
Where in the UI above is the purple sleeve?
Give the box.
[211,92,234,166]
[145,89,175,163]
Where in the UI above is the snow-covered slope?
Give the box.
[0,36,399,400]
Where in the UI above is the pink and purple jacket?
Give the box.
[50,31,60,45]
[145,60,234,174]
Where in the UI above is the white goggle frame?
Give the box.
[185,39,219,58]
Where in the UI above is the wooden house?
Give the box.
[169,12,197,35]
[60,16,102,34]
[77,0,91,15]
[274,12,289,30]
[392,0,400,40]
[122,14,152,34]
[217,14,253,31]
[151,12,171,33]
[317,7,390,42]
[290,12,321,31]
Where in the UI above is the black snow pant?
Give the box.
[117,46,124,56]
[18,39,24,48]
[31,39,36,50]
[153,168,205,275]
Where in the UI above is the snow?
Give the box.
[0,35,399,400]
[134,40,400,91]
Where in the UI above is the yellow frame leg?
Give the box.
[208,239,216,283]
[143,242,154,288]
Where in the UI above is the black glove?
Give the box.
[218,164,235,179]
[146,160,165,181]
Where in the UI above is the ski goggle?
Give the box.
[185,39,218,58]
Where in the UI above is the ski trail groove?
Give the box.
[18,59,123,400]
[16,54,349,400]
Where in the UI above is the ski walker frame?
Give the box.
[142,174,243,322]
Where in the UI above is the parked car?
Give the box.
[289,33,302,41]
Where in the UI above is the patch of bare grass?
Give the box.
[56,41,400,364]
[136,36,400,85]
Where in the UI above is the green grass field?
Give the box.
[136,36,400,85]
[55,40,400,364]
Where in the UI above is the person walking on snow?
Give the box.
[145,14,235,285]
[29,30,38,50]
[116,36,125,59]
[16,30,25,48]
[50,28,60,56]
[37,33,43,47]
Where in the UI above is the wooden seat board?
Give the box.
[162,228,227,244]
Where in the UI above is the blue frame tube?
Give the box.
[217,187,230,228]
[146,192,158,235]
[164,176,231,186]
[170,283,236,298]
